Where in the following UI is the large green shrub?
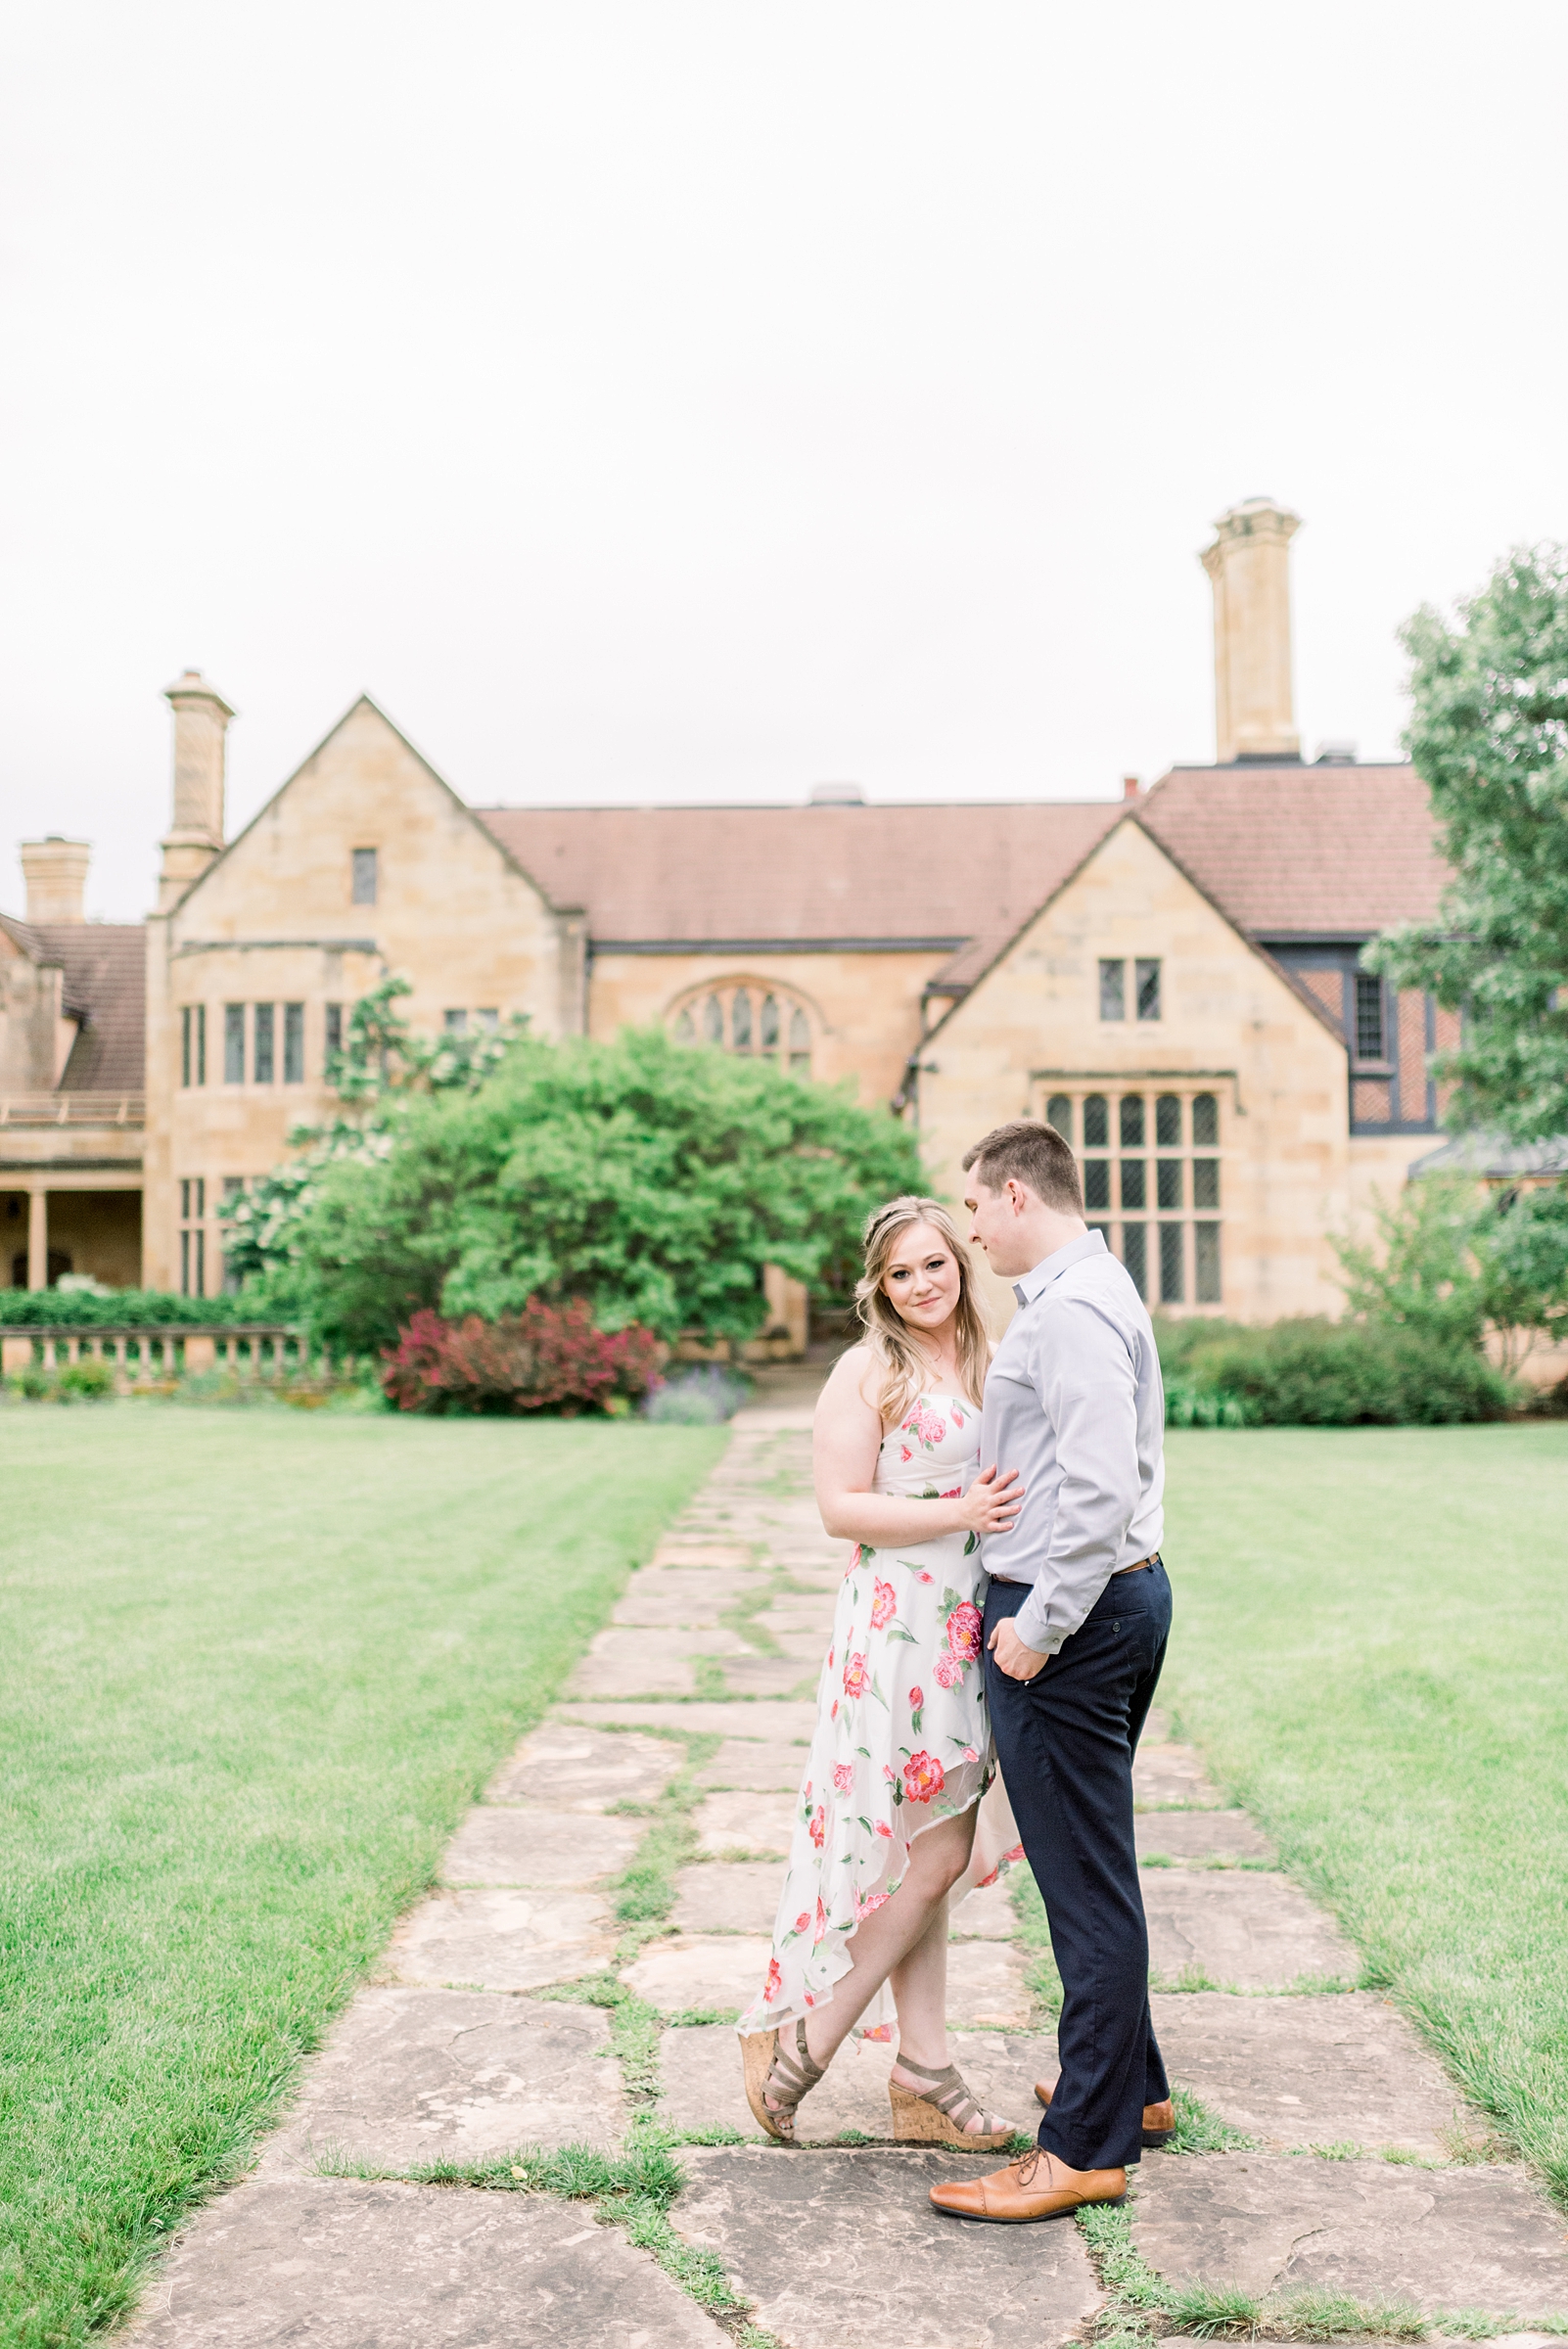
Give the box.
[1155,1314,1515,1426]
[232,1025,923,1354]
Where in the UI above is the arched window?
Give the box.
[669,981,815,1076]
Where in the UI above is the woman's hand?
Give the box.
[958,1462,1024,1538]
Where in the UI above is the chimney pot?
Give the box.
[21,836,91,925]
[1199,498,1302,763]
[1123,774,1140,801]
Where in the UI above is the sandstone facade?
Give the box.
[1,501,1459,1335]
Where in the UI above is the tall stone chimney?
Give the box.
[21,836,90,924]
[159,669,236,907]
[1199,498,1302,763]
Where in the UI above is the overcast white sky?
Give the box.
[3,1,1567,921]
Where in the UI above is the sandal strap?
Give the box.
[895,2057,986,2131]
[765,2019,825,2115]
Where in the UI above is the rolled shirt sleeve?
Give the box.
[1012,1303,1144,1656]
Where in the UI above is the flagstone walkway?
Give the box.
[128,1376,1568,2348]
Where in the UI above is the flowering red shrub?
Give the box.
[381,1300,662,1415]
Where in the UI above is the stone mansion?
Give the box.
[1,499,1452,1336]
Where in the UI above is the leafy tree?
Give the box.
[222,978,528,1290]
[234,1024,923,1353]
[1334,1172,1568,1369]
[1369,544,1568,1143]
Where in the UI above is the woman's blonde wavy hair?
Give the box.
[853,1194,990,1427]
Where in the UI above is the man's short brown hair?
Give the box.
[961,1118,1084,1215]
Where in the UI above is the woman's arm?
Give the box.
[812,1347,1023,1549]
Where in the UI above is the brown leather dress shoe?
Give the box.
[1034,2077,1176,2147]
[929,2146,1127,2223]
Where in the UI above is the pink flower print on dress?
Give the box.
[902,1750,946,1805]
[951,1405,965,1425]
[861,2019,894,2041]
[832,1762,853,1795]
[907,1404,946,1448]
[900,1445,913,1463]
[855,1889,892,1920]
[870,1579,897,1631]
[762,1957,782,2003]
[946,1600,984,1661]
[842,1652,869,1699]
[808,1805,826,1849]
[813,1896,827,1945]
[795,1911,811,1934]
[908,1684,923,1710]
[940,1488,960,1499]
[932,1649,963,1689]
[882,1764,897,1783]
[874,1819,894,1840]
[962,1746,980,1764]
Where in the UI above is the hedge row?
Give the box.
[0,1289,249,1328]
[1155,1315,1516,1427]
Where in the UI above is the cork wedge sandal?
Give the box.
[889,2055,1014,2149]
[741,2019,826,2145]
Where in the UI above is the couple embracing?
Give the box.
[738,1117,1173,2223]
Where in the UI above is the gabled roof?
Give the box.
[175,695,559,917]
[0,913,145,1089]
[1137,762,1447,938]
[474,800,1125,948]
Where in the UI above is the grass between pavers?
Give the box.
[0,1407,724,2349]
[1076,2191,1568,2342]
[1159,1424,1568,2207]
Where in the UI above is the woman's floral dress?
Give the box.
[737,1389,1021,2039]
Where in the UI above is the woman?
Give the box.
[737,1195,1025,2147]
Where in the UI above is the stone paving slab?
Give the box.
[613,1569,767,1627]
[1131,2151,1568,2316]
[486,1722,683,1810]
[752,1603,839,1638]
[260,1989,624,2172]
[125,2175,724,2347]
[670,2145,1100,2346]
[652,1543,757,1566]
[622,1933,774,2013]
[567,1626,757,1698]
[387,1888,615,1993]
[945,1938,1033,2025]
[692,1789,797,1855]
[1144,1868,1360,1989]
[717,1654,815,1698]
[673,1862,782,1935]
[555,1699,818,1740]
[948,1879,1016,1940]
[660,2023,1056,2142]
[1149,1991,1471,2153]
[1136,1808,1275,1864]
[695,1737,808,1791]
[1133,1740,1226,1808]
[441,1808,643,1887]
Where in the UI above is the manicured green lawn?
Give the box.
[0,1404,723,2349]
[1161,1423,1568,2202]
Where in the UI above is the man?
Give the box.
[930,1118,1173,2225]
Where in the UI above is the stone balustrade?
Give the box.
[0,1323,336,1383]
[0,1093,146,1126]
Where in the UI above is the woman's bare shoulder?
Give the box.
[818,1344,881,1414]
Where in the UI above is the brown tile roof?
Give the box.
[1137,762,1448,938]
[0,916,145,1090]
[476,801,1126,949]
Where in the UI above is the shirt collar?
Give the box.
[1011,1227,1106,1309]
